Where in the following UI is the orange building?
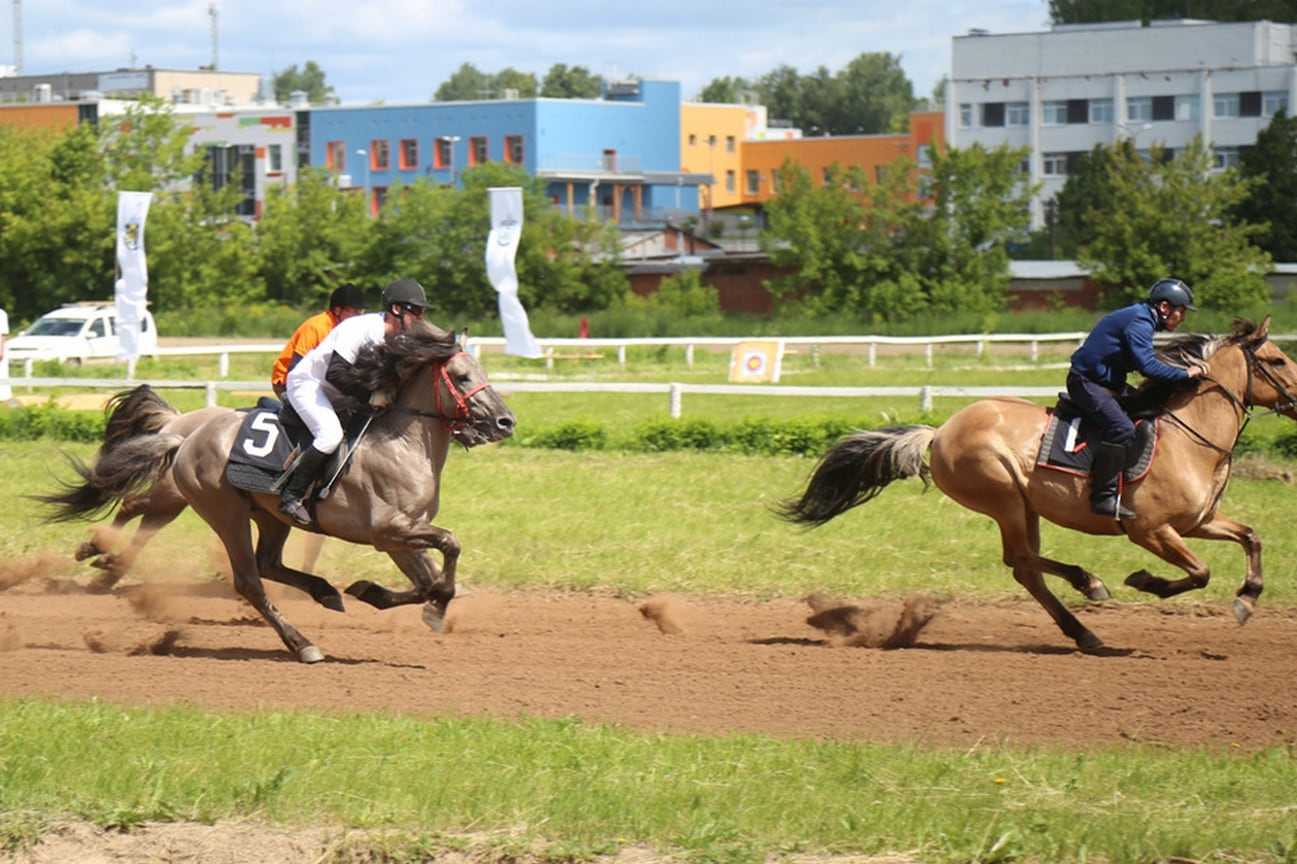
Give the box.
[0,102,92,132]
[738,110,946,209]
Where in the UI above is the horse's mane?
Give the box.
[1124,318,1257,412]
[334,322,461,396]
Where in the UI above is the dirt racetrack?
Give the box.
[3,565,1297,751]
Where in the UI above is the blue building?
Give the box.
[299,79,709,224]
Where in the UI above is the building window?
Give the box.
[470,136,488,165]
[435,137,453,169]
[1126,97,1153,122]
[726,135,736,153]
[326,140,346,172]
[1240,91,1262,117]
[373,186,388,211]
[266,143,283,174]
[1175,95,1199,121]
[1213,146,1240,171]
[688,133,696,146]
[725,169,735,193]
[1090,98,1114,123]
[1264,91,1289,117]
[959,103,973,127]
[1042,152,1070,176]
[1006,102,1030,126]
[399,138,418,170]
[981,102,1006,127]
[1042,101,1067,125]
[917,144,933,169]
[505,134,524,164]
[1215,93,1240,118]
[770,170,780,192]
[370,140,390,171]
[745,170,759,194]
[822,166,833,185]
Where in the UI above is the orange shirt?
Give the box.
[271,309,341,389]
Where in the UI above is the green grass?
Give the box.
[1,699,1295,863]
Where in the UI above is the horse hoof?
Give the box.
[1086,584,1111,602]
[1076,631,1104,652]
[1232,598,1254,626]
[319,591,346,613]
[74,542,100,562]
[298,645,325,664]
[422,602,446,632]
[1124,570,1152,592]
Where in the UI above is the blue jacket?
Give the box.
[1069,302,1190,391]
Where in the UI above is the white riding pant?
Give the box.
[285,376,343,455]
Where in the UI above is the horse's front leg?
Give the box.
[345,520,460,627]
[1188,513,1262,624]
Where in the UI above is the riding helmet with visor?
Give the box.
[380,278,428,317]
[1147,278,1197,311]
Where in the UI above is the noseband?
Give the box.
[391,350,495,433]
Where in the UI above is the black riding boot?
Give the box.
[1090,442,1135,520]
[278,446,331,526]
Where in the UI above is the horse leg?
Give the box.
[252,515,345,612]
[998,510,1105,650]
[81,493,188,593]
[299,531,325,572]
[1126,515,1260,625]
[346,519,460,629]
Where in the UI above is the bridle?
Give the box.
[390,350,495,434]
[1164,335,1297,454]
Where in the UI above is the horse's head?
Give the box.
[1232,316,1297,419]
[432,346,517,447]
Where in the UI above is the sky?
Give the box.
[3,0,1053,105]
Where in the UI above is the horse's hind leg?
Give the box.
[1000,510,1105,650]
[79,493,188,593]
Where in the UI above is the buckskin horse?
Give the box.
[778,318,1297,650]
[40,323,515,662]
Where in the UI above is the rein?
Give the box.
[390,350,494,433]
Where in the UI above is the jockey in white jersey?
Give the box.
[279,277,428,525]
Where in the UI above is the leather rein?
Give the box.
[1163,335,1297,455]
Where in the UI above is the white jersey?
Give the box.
[284,311,387,453]
[286,311,387,401]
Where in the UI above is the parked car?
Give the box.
[7,302,158,365]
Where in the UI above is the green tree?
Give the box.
[272,61,334,104]
[1233,109,1297,262]
[913,143,1036,314]
[253,167,371,306]
[540,64,603,98]
[1051,0,1297,23]
[1078,137,1271,309]
[751,54,916,136]
[1052,143,1124,259]
[696,76,752,104]
[495,68,538,98]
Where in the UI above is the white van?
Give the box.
[7,302,159,364]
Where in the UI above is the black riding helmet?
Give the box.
[380,278,428,316]
[1147,278,1197,311]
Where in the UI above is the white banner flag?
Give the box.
[115,191,152,360]
[485,186,541,358]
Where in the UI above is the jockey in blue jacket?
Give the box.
[1066,278,1208,520]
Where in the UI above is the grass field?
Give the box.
[5,347,1297,863]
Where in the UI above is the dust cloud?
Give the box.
[804,591,945,648]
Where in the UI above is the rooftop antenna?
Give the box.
[208,2,218,71]
[13,0,21,75]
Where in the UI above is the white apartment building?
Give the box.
[948,19,1297,228]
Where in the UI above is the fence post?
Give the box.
[811,343,820,367]
[920,385,933,413]
[685,344,695,368]
[925,343,933,368]
[867,342,876,367]
[618,345,627,371]
[669,383,683,419]
[205,381,218,407]
[1030,340,1038,363]
[127,357,137,381]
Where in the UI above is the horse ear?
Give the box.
[458,327,469,348]
[1256,316,1272,342]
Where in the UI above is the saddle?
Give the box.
[1036,394,1158,481]
[226,399,373,497]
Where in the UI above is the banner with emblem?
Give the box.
[728,340,784,383]
[114,191,152,360]
[485,186,541,358]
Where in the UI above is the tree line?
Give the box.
[0,94,1284,328]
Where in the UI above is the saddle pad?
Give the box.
[224,408,366,495]
[1036,409,1157,481]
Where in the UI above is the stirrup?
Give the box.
[279,497,312,526]
[1091,496,1134,521]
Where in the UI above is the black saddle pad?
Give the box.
[225,407,366,494]
[1036,398,1157,481]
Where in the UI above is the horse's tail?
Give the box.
[775,425,937,527]
[34,386,184,523]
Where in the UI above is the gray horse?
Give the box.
[40,323,515,662]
